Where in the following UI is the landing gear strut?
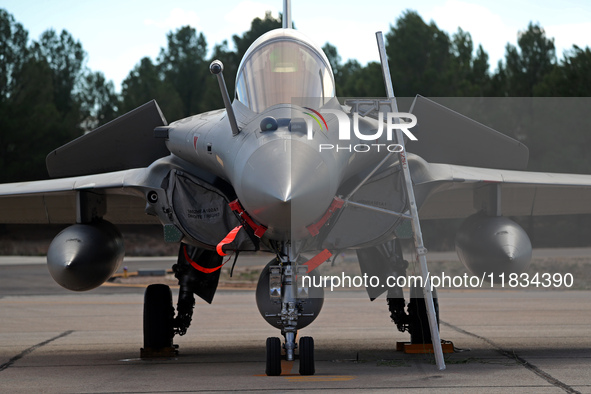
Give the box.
[256,245,324,376]
[407,285,439,344]
[383,242,440,344]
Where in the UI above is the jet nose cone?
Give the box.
[236,139,337,240]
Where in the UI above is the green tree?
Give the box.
[449,28,491,95]
[322,42,341,76]
[158,26,208,117]
[385,11,454,97]
[503,22,556,96]
[341,62,387,98]
[0,9,31,181]
[203,12,282,111]
[30,28,90,159]
[32,29,85,117]
[0,9,29,101]
[335,59,361,97]
[321,42,346,95]
[535,45,591,96]
[77,70,119,131]
[0,11,95,181]
[232,11,282,62]
[201,40,239,111]
[385,13,491,97]
[471,45,491,95]
[1,56,63,182]
[120,57,183,121]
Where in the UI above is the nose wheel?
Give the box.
[265,335,315,376]
[299,336,315,375]
[265,337,282,376]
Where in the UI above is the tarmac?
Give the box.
[0,254,590,393]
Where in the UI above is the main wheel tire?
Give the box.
[266,337,282,376]
[408,285,439,344]
[299,336,315,375]
[143,284,175,349]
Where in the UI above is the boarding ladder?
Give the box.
[340,32,446,371]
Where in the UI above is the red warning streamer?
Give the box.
[183,225,242,273]
[303,249,332,273]
[184,244,223,273]
[216,225,243,256]
[229,200,267,238]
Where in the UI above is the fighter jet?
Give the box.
[1,0,591,376]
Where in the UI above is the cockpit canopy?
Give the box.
[235,29,336,113]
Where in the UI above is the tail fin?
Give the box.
[46,100,169,178]
[406,96,529,170]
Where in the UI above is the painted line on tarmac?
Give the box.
[0,257,45,266]
[0,330,74,372]
[281,360,295,375]
[102,282,255,291]
[254,360,297,377]
[255,360,356,381]
[441,321,581,394]
[285,375,357,382]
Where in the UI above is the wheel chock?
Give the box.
[396,341,454,354]
[140,345,179,358]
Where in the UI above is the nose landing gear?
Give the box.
[256,248,324,376]
[265,334,315,376]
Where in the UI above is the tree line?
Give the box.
[1,8,590,184]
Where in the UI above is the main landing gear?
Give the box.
[141,280,197,358]
[357,239,440,347]
[140,244,218,358]
[141,284,176,357]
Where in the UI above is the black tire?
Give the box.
[266,337,282,376]
[299,336,315,375]
[143,284,175,349]
[408,285,439,344]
